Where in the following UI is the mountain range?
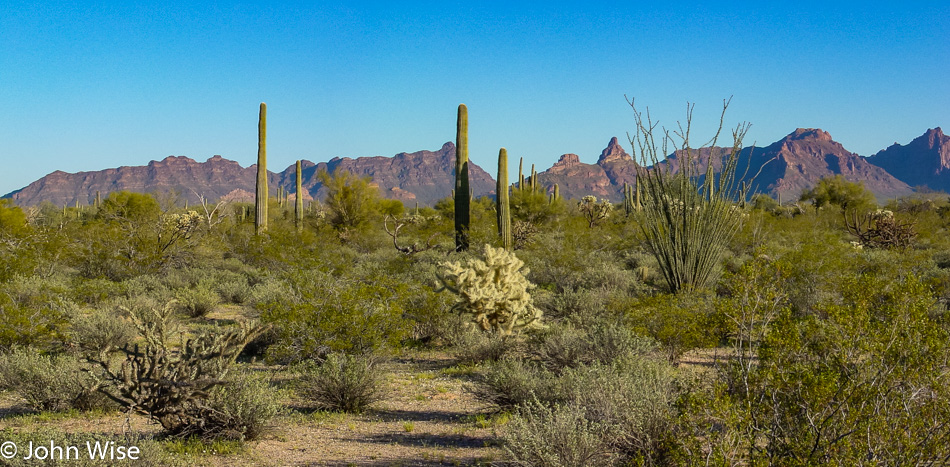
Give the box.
[4,127,947,207]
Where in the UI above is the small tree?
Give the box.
[799,175,875,214]
[318,168,381,233]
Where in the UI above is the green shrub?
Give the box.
[175,285,220,318]
[470,357,560,410]
[70,308,136,358]
[205,372,282,440]
[215,274,250,304]
[69,278,126,305]
[496,350,681,465]
[699,272,950,465]
[452,329,518,365]
[619,292,719,363]
[503,400,618,467]
[0,285,71,351]
[0,349,112,412]
[298,353,386,413]
[562,359,678,464]
[261,270,411,363]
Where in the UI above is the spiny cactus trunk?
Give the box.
[255,103,268,235]
[454,104,470,252]
[623,183,631,215]
[553,183,559,201]
[518,157,524,190]
[635,180,642,212]
[530,164,537,193]
[497,148,513,251]
[295,160,303,231]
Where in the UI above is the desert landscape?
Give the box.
[2,3,947,466]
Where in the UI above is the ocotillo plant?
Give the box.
[454,104,470,252]
[255,103,268,235]
[295,160,303,231]
[497,148,513,250]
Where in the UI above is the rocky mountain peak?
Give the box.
[597,137,631,163]
[785,128,834,142]
[867,127,950,191]
[551,153,581,169]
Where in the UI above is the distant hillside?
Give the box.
[7,128,947,208]
[533,130,914,203]
[733,128,913,202]
[4,143,495,207]
[867,128,950,193]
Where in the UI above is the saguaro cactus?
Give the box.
[497,148,513,250]
[255,103,268,235]
[295,160,303,231]
[530,164,537,193]
[454,104,470,252]
[518,158,524,189]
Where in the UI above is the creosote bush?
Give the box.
[504,400,618,467]
[0,348,112,412]
[206,372,282,441]
[298,353,386,413]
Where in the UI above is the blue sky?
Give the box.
[1,1,947,196]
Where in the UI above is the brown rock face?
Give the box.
[534,138,636,201]
[274,142,495,206]
[735,128,912,201]
[5,143,496,207]
[6,155,262,207]
[535,130,915,203]
[867,128,950,192]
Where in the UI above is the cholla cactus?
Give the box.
[579,195,613,227]
[438,245,543,335]
[158,210,202,251]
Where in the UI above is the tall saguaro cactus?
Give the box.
[454,104,470,252]
[530,164,537,192]
[497,148,512,250]
[295,160,303,231]
[255,103,268,235]
[518,158,525,190]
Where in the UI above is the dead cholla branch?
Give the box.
[383,214,439,255]
[845,209,917,250]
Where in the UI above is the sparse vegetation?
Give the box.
[1,102,949,466]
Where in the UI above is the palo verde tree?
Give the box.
[799,174,876,214]
[318,168,381,234]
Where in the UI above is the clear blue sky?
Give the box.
[2,1,947,196]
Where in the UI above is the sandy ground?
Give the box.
[0,352,506,466]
